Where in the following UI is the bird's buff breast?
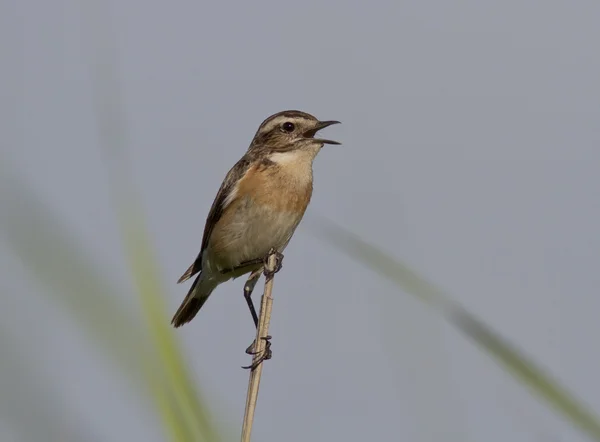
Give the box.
[207,161,313,272]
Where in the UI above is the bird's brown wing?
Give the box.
[177,155,252,283]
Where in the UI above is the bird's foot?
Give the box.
[263,250,284,280]
[242,336,272,370]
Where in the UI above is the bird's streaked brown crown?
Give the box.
[249,110,340,151]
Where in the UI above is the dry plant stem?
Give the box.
[240,252,278,442]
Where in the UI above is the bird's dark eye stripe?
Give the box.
[282,122,295,132]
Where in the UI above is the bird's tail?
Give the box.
[171,274,218,328]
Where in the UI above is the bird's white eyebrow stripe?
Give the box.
[258,116,290,134]
[258,115,316,135]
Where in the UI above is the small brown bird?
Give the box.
[172,110,340,330]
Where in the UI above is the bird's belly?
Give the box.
[208,199,304,271]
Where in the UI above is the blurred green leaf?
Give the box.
[116,197,221,442]
[0,167,222,441]
[0,172,149,379]
[311,216,600,441]
[74,0,224,438]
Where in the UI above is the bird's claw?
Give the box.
[244,335,272,355]
[242,336,272,370]
[263,250,284,280]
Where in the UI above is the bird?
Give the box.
[172,110,341,332]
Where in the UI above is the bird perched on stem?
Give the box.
[172,110,341,334]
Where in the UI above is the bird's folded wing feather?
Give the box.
[176,155,252,283]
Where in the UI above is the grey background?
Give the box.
[2,0,600,441]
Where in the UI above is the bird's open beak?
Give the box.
[306,120,341,145]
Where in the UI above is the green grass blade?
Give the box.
[74,0,223,437]
[453,308,600,440]
[311,216,600,441]
[0,171,196,441]
[116,195,222,442]
[0,166,221,441]
[0,172,148,379]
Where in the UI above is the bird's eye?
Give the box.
[281,122,295,133]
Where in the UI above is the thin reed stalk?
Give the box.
[240,252,278,442]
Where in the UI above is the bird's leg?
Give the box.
[241,249,283,370]
[243,268,262,328]
[242,267,273,369]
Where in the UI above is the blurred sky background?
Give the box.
[2,0,600,441]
